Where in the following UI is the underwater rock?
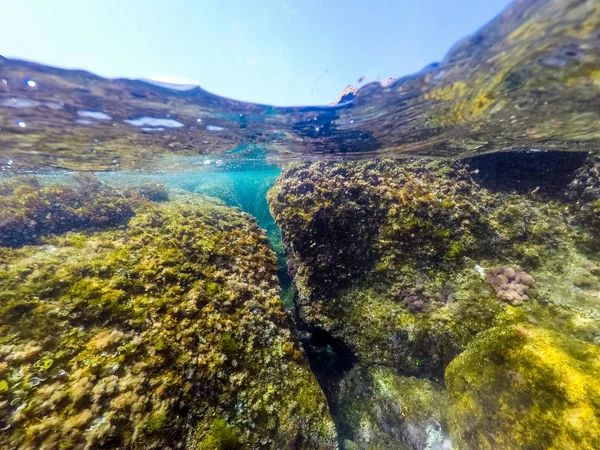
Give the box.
[193,177,242,209]
[0,179,336,450]
[463,150,588,195]
[565,155,600,206]
[269,156,600,446]
[0,174,136,247]
[268,158,583,376]
[445,324,600,450]
[295,325,357,412]
[189,170,282,235]
[130,182,170,202]
[564,155,600,249]
[341,439,360,450]
[403,294,425,313]
[337,365,449,450]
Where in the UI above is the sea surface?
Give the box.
[1,0,600,449]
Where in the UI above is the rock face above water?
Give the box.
[0,177,337,450]
[268,154,600,448]
[329,78,396,106]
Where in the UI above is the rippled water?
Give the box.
[0,0,599,172]
[2,0,600,449]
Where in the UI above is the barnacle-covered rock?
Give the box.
[337,365,449,450]
[445,325,600,450]
[0,178,336,450]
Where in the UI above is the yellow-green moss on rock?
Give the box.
[197,418,240,450]
[0,174,138,247]
[268,158,591,378]
[0,178,336,450]
[269,156,600,447]
[445,325,600,450]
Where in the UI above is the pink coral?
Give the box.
[403,295,425,313]
[486,267,535,306]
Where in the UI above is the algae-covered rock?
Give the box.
[445,325,600,450]
[268,156,600,447]
[564,155,600,248]
[268,158,565,302]
[0,174,136,247]
[337,365,449,450]
[0,177,336,450]
[268,158,584,377]
[314,280,505,379]
[132,182,170,202]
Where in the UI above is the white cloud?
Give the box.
[245,56,259,68]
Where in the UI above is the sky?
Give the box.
[1,0,512,106]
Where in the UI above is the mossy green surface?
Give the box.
[0,177,337,450]
[0,174,137,247]
[268,158,596,377]
[269,158,570,300]
[269,156,600,447]
[315,279,505,378]
[197,419,240,450]
[445,324,600,450]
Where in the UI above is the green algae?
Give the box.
[446,325,600,450]
[197,419,240,450]
[217,334,240,355]
[269,155,600,447]
[2,150,600,450]
[33,356,54,372]
[0,176,337,450]
[268,158,595,376]
[144,411,169,435]
[0,174,137,247]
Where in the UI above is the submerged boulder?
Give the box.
[268,158,588,376]
[0,177,336,450]
[0,174,137,247]
[446,325,600,450]
[337,365,449,450]
[268,156,600,447]
[564,155,600,249]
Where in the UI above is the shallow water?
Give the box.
[1,0,600,449]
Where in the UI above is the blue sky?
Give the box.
[1,0,512,106]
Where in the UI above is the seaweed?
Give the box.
[0,179,336,450]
